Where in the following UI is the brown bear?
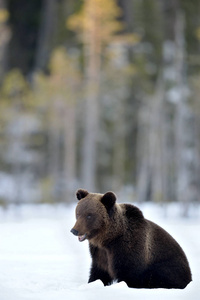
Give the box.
[70,189,192,289]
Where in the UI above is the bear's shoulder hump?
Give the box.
[122,203,144,221]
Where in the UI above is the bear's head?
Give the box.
[70,189,116,243]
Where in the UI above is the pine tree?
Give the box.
[67,0,124,190]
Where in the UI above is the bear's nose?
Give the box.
[70,228,79,236]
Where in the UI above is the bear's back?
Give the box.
[120,203,191,279]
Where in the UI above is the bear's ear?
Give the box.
[76,189,89,200]
[101,192,116,211]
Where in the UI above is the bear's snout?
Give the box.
[71,228,79,236]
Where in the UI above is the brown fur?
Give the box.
[71,189,192,289]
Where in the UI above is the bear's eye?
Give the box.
[87,214,92,220]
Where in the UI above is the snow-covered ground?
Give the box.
[0,203,199,300]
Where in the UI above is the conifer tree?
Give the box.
[67,0,124,190]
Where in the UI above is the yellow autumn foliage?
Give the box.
[0,9,9,23]
[67,0,123,45]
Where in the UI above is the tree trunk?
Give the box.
[81,71,99,191]
[112,97,126,193]
[81,13,101,191]
[149,78,167,203]
[47,99,62,201]
[63,102,77,202]
[136,78,167,203]
[174,10,196,216]
[136,98,151,202]
[35,0,57,71]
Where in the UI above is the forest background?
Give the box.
[0,0,200,216]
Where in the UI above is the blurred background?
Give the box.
[0,0,200,215]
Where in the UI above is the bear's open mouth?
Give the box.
[78,233,87,242]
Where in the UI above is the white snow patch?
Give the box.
[0,203,199,300]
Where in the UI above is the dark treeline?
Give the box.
[0,0,200,215]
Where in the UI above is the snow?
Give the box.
[0,203,200,300]
[0,172,40,203]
